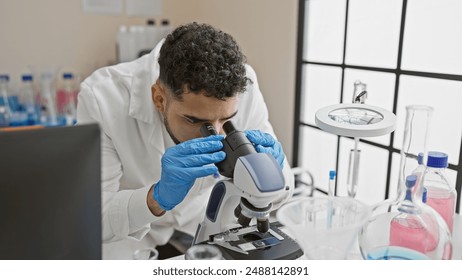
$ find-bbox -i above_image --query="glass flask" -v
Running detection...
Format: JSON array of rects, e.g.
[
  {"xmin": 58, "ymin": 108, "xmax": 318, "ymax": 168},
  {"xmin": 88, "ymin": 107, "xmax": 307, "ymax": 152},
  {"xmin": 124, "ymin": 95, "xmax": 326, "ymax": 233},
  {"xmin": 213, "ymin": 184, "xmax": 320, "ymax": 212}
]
[{"xmin": 358, "ymin": 105, "xmax": 452, "ymax": 260}]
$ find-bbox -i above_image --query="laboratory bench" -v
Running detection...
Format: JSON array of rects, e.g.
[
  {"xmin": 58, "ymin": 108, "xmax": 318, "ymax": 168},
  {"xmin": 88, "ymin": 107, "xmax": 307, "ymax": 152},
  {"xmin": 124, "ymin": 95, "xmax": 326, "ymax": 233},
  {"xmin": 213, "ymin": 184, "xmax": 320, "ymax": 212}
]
[{"xmin": 170, "ymin": 214, "xmax": 462, "ymax": 260}]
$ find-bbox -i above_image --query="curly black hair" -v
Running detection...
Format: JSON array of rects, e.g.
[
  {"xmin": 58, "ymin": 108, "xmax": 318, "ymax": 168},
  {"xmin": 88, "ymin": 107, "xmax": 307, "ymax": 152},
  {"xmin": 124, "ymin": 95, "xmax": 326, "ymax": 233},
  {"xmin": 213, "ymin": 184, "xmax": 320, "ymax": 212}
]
[{"xmin": 158, "ymin": 22, "xmax": 250, "ymax": 100}]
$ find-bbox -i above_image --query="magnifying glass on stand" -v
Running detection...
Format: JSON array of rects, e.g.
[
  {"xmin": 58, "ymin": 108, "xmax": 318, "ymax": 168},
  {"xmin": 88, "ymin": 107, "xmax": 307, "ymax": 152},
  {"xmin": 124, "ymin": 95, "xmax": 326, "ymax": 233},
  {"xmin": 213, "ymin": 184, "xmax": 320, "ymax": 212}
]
[{"xmin": 315, "ymin": 81, "xmax": 397, "ymax": 198}]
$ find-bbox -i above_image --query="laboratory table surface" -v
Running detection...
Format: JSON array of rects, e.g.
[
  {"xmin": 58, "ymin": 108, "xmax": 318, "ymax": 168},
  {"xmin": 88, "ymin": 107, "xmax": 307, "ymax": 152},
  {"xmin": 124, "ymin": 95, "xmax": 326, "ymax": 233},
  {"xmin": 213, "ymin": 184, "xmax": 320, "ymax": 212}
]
[{"xmin": 170, "ymin": 214, "xmax": 462, "ymax": 260}]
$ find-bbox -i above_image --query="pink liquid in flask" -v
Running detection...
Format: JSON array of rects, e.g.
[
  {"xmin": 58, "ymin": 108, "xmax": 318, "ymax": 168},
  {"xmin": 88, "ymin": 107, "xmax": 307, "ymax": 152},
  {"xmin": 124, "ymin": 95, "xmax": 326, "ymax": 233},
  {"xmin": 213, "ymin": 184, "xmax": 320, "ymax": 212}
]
[{"xmin": 426, "ymin": 188, "xmax": 456, "ymax": 233}]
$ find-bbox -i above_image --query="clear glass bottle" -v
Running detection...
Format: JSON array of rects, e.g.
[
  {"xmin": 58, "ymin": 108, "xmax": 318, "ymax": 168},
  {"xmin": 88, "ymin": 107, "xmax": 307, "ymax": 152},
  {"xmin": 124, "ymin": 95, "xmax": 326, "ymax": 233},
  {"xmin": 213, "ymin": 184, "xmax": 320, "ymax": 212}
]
[
  {"xmin": 422, "ymin": 151, "xmax": 456, "ymax": 233},
  {"xmin": 56, "ymin": 72, "xmax": 77, "ymax": 125},
  {"xmin": 359, "ymin": 105, "xmax": 452, "ymax": 260},
  {"xmin": 20, "ymin": 74, "xmax": 39, "ymax": 125},
  {"xmin": 38, "ymin": 72, "xmax": 59, "ymax": 126},
  {"xmin": 0, "ymin": 74, "xmax": 11, "ymax": 127},
  {"xmin": 0, "ymin": 74, "xmax": 12, "ymax": 127},
  {"xmin": 4, "ymin": 78, "xmax": 26, "ymax": 127}
]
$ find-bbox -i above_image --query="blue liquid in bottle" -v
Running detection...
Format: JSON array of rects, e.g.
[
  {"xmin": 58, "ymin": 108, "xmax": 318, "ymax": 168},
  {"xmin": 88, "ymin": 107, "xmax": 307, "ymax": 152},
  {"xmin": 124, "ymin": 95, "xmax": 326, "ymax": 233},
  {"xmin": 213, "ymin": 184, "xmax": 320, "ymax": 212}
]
[{"xmin": 367, "ymin": 246, "xmax": 430, "ymax": 260}]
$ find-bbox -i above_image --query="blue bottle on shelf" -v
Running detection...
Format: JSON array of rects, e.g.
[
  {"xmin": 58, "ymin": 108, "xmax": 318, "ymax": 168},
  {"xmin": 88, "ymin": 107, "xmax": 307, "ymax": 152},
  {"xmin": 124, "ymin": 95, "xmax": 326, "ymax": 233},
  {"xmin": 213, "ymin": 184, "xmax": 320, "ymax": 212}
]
[
  {"xmin": 0, "ymin": 74, "xmax": 11, "ymax": 127},
  {"xmin": 20, "ymin": 74, "xmax": 39, "ymax": 125}
]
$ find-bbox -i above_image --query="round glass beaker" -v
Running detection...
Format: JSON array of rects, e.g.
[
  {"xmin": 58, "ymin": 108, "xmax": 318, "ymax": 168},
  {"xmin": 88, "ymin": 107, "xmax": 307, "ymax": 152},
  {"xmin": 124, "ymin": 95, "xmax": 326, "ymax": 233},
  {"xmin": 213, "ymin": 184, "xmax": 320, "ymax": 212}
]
[
  {"xmin": 277, "ymin": 196, "xmax": 371, "ymax": 259},
  {"xmin": 133, "ymin": 248, "xmax": 159, "ymax": 260},
  {"xmin": 185, "ymin": 244, "xmax": 223, "ymax": 260}
]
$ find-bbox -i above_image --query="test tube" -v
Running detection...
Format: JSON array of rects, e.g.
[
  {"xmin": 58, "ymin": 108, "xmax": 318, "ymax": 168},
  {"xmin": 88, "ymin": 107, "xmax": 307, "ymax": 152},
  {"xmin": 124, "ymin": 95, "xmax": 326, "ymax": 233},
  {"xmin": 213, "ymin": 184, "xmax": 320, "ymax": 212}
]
[
  {"xmin": 347, "ymin": 140, "xmax": 361, "ymax": 198},
  {"xmin": 327, "ymin": 170, "xmax": 336, "ymax": 229},
  {"xmin": 328, "ymin": 170, "xmax": 336, "ymax": 197}
]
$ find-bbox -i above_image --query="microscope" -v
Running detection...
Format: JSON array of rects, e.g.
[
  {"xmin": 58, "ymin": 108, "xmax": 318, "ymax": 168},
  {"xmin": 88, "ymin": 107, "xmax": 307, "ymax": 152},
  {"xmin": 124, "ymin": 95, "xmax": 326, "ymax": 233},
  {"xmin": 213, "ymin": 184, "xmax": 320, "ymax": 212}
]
[{"xmin": 192, "ymin": 121, "xmax": 303, "ymax": 260}]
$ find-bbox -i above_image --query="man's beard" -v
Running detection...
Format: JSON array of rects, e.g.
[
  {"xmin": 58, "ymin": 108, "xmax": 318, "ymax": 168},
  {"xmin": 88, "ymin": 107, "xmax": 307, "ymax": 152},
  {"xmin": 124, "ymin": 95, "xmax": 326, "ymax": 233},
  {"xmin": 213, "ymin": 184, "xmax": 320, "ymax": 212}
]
[{"xmin": 162, "ymin": 113, "xmax": 181, "ymax": 145}]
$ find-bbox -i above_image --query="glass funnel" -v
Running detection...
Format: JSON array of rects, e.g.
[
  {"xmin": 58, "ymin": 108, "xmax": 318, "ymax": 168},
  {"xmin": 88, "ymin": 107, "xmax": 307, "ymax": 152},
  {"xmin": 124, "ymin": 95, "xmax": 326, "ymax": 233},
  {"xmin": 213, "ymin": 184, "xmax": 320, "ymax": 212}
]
[{"xmin": 358, "ymin": 105, "xmax": 452, "ymax": 260}]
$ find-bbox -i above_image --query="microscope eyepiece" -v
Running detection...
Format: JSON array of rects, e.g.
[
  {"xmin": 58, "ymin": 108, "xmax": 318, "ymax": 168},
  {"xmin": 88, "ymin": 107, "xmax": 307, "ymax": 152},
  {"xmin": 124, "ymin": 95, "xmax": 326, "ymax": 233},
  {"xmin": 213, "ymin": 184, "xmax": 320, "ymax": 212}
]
[
  {"xmin": 222, "ymin": 121, "xmax": 237, "ymax": 135},
  {"xmin": 200, "ymin": 122, "xmax": 218, "ymax": 137},
  {"xmin": 200, "ymin": 121, "xmax": 256, "ymax": 178}
]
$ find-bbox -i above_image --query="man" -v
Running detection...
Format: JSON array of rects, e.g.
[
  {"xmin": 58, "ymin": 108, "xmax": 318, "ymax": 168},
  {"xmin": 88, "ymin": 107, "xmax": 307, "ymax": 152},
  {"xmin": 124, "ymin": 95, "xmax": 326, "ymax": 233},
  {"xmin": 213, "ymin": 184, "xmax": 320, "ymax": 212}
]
[{"xmin": 77, "ymin": 22, "xmax": 294, "ymax": 259}]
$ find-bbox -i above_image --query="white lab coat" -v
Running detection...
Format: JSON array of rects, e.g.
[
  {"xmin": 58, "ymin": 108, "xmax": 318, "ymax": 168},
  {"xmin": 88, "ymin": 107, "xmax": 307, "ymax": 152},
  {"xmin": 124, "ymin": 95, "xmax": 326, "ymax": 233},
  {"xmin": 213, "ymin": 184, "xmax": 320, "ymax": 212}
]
[{"xmin": 76, "ymin": 40, "xmax": 294, "ymax": 259}]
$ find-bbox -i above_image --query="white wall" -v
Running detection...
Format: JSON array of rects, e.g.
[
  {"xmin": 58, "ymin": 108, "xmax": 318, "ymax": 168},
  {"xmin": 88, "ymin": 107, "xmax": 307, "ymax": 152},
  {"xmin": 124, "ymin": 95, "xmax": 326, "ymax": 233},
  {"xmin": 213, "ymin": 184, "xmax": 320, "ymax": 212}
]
[{"xmin": 0, "ymin": 0, "xmax": 298, "ymax": 161}]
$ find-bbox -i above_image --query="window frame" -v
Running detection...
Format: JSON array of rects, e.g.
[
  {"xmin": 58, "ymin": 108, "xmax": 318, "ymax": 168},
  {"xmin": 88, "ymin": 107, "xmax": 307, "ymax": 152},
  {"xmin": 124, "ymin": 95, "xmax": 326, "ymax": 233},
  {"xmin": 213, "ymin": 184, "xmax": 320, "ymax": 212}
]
[{"xmin": 293, "ymin": 0, "xmax": 462, "ymax": 213}]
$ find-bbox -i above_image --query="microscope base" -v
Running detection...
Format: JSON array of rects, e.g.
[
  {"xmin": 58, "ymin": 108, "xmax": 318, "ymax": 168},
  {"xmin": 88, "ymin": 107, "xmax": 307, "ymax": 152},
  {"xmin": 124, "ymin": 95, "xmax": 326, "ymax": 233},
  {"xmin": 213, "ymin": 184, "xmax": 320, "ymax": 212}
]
[{"xmin": 197, "ymin": 222, "xmax": 303, "ymax": 260}]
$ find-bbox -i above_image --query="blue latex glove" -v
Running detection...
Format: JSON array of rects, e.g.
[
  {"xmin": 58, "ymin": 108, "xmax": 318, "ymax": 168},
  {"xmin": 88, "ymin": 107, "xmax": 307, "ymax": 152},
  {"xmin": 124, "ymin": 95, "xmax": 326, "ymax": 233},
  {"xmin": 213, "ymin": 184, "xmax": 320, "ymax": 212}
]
[
  {"xmin": 244, "ymin": 130, "xmax": 285, "ymax": 169},
  {"xmin": 153, "ymin": 135, "xmax": 226, "ymax": 211}
]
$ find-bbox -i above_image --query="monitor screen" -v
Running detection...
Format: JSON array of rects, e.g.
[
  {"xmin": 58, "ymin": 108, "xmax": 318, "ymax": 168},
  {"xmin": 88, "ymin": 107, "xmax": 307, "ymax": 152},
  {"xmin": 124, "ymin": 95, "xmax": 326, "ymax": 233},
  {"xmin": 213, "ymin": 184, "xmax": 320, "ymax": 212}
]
[{"xmin": 0, "ymin": 124, "xmax": 101, "ymax": 260}]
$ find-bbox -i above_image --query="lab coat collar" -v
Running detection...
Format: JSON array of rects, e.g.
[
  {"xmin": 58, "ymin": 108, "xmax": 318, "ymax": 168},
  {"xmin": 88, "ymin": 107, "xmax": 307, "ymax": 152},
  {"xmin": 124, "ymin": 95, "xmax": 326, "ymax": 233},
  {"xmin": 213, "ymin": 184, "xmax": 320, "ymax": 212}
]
[
  {"xmin": 127, "ymin": 39, "xmax": 171, "ymax": 154},
  {"xmin": 128, "ymin": 39, "xmax": 164, "ymax": 125}
]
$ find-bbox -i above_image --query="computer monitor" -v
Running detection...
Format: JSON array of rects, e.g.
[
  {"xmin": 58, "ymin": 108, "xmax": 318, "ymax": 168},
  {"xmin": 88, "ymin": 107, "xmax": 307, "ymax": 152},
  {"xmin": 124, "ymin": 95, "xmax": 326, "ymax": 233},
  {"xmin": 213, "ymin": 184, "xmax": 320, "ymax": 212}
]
[{"xmin": 0, "ymin": 124, "xmax": 101, "ymax": 259}]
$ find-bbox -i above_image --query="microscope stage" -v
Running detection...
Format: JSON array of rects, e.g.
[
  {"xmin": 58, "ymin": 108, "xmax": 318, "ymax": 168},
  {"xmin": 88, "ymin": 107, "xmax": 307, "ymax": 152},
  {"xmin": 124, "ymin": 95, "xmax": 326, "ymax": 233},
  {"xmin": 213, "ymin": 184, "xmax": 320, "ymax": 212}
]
[{"xmin": 199, "ymin": 222, "xmax": 304, "ymax": 260}]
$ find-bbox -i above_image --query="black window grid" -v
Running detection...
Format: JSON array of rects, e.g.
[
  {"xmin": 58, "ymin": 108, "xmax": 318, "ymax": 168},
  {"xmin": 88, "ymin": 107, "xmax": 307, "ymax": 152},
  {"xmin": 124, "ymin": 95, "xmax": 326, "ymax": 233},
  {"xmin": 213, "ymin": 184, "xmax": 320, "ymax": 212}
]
[{"xmin": 292, "ymin": 0, "xmax": 462, "ymax": 213}]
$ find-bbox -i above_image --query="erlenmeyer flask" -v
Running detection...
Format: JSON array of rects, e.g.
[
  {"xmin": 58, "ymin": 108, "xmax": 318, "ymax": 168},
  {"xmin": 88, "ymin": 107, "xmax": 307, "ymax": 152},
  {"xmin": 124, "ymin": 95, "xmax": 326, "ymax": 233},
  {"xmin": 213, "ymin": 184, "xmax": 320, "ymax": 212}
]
[{"xmin": 358, "ymin": 105, "xmax": 452, "ymax": 260}]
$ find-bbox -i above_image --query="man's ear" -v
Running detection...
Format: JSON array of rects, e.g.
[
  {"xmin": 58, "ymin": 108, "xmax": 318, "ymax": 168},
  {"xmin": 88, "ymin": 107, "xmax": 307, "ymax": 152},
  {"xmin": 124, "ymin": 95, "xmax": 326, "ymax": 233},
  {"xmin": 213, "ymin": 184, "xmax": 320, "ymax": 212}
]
[{"xmin": 151, "ymin": 81, "xmax": 167, "ymax": 113}]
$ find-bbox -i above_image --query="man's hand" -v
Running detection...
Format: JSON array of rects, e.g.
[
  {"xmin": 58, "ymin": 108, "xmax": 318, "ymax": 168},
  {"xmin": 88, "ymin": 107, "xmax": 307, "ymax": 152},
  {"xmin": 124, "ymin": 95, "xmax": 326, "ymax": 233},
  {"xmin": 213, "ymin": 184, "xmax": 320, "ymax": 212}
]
[
  {"xmin": 152, "ymin": 135, "xmax": 225, "ymax": 212},
  {"xmin": 244, "ymin": 130, "xmax": 285, "ymax": 169}
]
